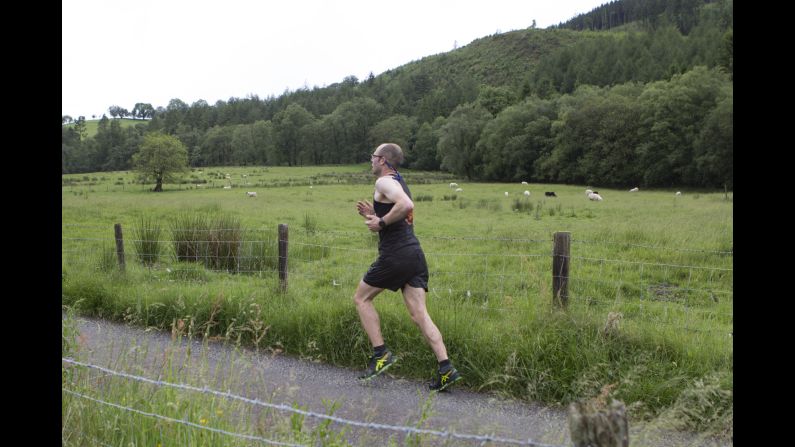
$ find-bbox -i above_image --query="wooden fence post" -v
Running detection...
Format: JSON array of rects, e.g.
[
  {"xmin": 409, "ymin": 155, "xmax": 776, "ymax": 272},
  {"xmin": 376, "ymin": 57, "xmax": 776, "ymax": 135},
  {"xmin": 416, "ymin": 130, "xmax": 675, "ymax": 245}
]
[
  {"xmin": 278, "ymin": 223, "xmax": 288, "ymax": 292},
  {"xmin": 568, "ymin": 399, "xmax": 629, "ymax": 447},
  {"xmin": 552, "ymin": 231, "xmax": 570, "ymax": 307},
  {"xmin": 114, "ymin": 223, "xmax": 125, "ymax": 273}
]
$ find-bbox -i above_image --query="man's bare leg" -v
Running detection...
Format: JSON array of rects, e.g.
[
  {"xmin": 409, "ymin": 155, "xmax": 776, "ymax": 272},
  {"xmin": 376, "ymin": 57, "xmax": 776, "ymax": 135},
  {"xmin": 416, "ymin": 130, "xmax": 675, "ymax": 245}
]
[
  {"xmin": 402, "ymin": 285, "xmax": 448, "ymax": 361},
  {"xmin": 353, "ymin": 280, "xmax": 386, "ymax": 347}
]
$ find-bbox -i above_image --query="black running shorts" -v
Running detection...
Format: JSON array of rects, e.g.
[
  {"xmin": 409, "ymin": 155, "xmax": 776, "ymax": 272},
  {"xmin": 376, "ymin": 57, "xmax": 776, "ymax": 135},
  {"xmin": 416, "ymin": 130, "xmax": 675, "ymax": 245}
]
[{"xmin": 362, "ymin": 246, "xmax": 429, "ymax": 292}]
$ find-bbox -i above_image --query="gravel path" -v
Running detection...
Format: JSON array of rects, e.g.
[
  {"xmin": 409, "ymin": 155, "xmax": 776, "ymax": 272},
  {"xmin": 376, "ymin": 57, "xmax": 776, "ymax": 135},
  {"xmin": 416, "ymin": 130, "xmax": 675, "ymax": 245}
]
[{"xmin": 64, "ymin": 315, "xmax": 730, "ymax": 447}]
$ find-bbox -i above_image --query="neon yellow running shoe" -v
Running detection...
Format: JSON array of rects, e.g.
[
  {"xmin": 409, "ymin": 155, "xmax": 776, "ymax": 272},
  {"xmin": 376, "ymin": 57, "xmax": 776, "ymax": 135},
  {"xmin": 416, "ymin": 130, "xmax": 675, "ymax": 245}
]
[
  {"xmin": 358, "ymin": 350, "xmax": 397, "ymax": 380},
  {"xmin": 429, "ymin": 366, "xmax": 462, "ymax": 392}
]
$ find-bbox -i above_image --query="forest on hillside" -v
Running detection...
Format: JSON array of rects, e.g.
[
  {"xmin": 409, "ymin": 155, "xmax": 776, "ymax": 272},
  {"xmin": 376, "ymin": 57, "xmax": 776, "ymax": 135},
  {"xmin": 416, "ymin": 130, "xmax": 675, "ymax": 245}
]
[{"xmin": 62, "ymin": 0, "xmax": 732, "ymax": 189}]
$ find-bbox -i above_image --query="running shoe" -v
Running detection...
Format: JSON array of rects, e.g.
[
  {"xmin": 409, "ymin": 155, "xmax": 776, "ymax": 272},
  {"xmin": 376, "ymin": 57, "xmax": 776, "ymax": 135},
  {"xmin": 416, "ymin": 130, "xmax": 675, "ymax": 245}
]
[
  {"xmin": 358, "ymin": 350, "xmax": 397, "ymax": 380},
  {"xmin": 429, "ymin": 366, "xmax": 462, "ymax": 391}
]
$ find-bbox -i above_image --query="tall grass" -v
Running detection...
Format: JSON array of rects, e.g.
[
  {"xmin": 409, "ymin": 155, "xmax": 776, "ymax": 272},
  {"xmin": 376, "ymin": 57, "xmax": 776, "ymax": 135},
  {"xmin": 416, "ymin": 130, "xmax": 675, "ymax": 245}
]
[
  {"xmin": 207, "ymin": 215, "xmax": 242, "ymax": 272},
  {"xmin": 61, "ymin": 309, "xmax": 355, "ymax": 446},
  {"xmin": 171, "ymin": 214, "xmax": 245, "ymax": 272},
  {"xmin": 132, "ymin": 216, "xmax": 162, "ymax": 266},
  {"xmin": 171, "ymin": 213, "xmax": 210, "ymax": 263}
]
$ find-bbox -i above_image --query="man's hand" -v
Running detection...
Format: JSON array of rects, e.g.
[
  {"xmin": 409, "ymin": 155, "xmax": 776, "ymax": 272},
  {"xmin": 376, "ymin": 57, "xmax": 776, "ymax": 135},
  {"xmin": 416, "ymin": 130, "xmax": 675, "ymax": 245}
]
[
  {"xmin": 364, "ymin": 214, "xmax": 381, "ymax": 232},
  {"xmin": 356, "ymin": 200, "xmax": 374, "ymax": 217}
]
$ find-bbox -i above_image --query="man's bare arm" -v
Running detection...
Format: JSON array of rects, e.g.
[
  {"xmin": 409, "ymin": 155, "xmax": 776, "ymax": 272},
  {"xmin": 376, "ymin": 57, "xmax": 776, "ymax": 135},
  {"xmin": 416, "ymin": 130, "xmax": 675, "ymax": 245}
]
[{"xmin": 364, "ymin": 178, "xmax": 414, "ymax": 231}]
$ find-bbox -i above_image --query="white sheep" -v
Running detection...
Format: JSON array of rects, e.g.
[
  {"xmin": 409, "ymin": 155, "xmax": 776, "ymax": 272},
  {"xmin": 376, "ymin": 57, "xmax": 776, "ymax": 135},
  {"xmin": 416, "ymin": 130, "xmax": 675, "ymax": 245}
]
[
  {"xmin": 223, "ymin": 185, "xmax": 232, "ymax": 189},
  {"xmin": 521, "ymin": 181, "xmax": 528, "ymax": 185},
  {"xmin": 523, "ymin": 190, "xmax": 530, "ymax": 196},
  {"xmin": 246, "ymin": 191, "xmax": 257, "ymax": 197},
  {"xmin": 455, "ymin": 188, "xmax": 463, "ymax": 192},
  {"xmin": 504, "ymin": 192, "xmax": 509, "ymax": 197},
  {"xmin": 449, "ymin": 182, "xmax": 459, "ymax": 188},
  {"xmin": 629, "ymin": 187, "xmax": 639, "ymax": 192},
  {"xmin": 588, "ymin": 192, "xmax": 603, "ymax": 201},
  {"xmin": 676, "ymin": 191, "xmax": 682, "ymax": 196},
  {"xmin": 585, "ymin": 189, "xmax": 593, "ymax": 196}
]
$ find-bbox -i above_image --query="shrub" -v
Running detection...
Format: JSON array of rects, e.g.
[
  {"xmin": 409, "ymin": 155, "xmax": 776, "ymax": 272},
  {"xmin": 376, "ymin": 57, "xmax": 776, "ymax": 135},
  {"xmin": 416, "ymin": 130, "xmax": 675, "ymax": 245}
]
[
  {"xmin": 512, "ymin": 198, "xmax": 534, "ymax": 213},
  {"xmin": 96, "ymin": 244, "xmax": 117, "ymax": 272},
  {"xmin": 133, "ymin": 217, "xmax": 162, "ymax": 266},
  {"xmin": 171, "ymin": 214, "xmax": 210, "ymax": 263},
  {"xmin": 206, "ymin": 216, "xmax": 242, "ymax": 272},
  {"xmin": 477, "ymin": 199, "xmax": 502, "ymax": 211},
  {"xmin": 303, "ymin": 213, "xmax": 318, "ymax": 234},
  {"xmin": 170, "ymin": 214, "xmax": 244, "ymax": 273}
]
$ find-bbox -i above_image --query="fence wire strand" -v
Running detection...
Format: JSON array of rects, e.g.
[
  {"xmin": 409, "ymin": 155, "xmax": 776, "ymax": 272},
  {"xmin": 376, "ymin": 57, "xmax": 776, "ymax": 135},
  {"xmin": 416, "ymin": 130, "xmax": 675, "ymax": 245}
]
[
  {"xmin": 63, "ymin": 358, "xmax": 565, "ymax": 447},
  {"xmin": 62, "ymin": 388, "xmax": 307, "ymax": 447}
]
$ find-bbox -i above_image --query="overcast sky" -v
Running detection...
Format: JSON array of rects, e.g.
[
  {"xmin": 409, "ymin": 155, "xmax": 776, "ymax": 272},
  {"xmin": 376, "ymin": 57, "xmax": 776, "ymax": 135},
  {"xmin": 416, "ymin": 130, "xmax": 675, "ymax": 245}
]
[{"xmin": 62, "ymin": 0, "xmax": 607, "ymax": 119}]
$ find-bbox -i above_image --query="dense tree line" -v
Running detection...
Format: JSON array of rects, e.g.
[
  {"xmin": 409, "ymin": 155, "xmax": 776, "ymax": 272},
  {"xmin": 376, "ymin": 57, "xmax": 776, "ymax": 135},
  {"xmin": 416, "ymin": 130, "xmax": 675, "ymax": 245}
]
[
  {"xmin": 554, "ymin": 0, "xmax": 728, "ymax": 35},
  {"xmin": 62, "ymin": 0, "xmax": 732, "ymax": 189}
]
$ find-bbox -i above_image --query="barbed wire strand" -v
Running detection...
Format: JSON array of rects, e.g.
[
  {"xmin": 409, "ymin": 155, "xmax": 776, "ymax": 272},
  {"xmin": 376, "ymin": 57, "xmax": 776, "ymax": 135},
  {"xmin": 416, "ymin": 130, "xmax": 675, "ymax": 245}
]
[
  {"xmin": 63, "ymin": 224, "xmax": 732, "ymax": 255},
  {"xmin": 62, "ymin": 358, "xmax": 565, "ymax": 447},
  {"xmin": 62, "ymin": 237, "xmax": 732, "ymax": 273},
  {"xmin": 62, "ymin": 388, "xmax": 307, "ymax": 447},
  {"xmin": 572, "ymin": 238, "xmax": 732, "ymax": 255}
]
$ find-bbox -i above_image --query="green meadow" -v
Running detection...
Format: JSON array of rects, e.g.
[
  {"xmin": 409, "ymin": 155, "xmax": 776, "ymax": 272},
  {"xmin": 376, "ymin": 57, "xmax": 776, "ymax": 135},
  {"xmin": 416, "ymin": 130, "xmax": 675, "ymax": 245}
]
[{"xmin": 62, "ymin": 165, "xmax": 733, "ymax": 441}]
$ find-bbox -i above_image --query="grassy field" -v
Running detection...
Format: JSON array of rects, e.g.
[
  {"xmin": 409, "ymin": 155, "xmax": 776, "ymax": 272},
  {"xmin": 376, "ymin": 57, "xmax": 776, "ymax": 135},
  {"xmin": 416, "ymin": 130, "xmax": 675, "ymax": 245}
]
[
  {"xmin": 62, "ymin": 165, "xmax": 733, "ymax": 443},
  {"xmin": 63, "ymin": 118, "xmax": 147, "ymax": 138}
]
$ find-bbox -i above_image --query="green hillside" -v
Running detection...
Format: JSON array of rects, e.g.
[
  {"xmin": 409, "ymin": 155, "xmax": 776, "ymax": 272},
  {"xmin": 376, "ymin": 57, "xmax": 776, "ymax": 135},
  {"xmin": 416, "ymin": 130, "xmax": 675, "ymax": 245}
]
[
  {"xmin": 381, "ymin": 28, "xmax": 593, "ymax": 90},
  {"xmin": 64, "ymin": 118, "xmax": 148, "ymax": 138}
]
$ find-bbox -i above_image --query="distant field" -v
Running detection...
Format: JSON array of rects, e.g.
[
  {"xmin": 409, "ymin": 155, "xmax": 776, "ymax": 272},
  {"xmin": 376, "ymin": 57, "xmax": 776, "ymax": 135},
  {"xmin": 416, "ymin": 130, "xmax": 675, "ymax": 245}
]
[{"xmin": 63, "ymin": 118, "xmax": 148, "ymax": 138}]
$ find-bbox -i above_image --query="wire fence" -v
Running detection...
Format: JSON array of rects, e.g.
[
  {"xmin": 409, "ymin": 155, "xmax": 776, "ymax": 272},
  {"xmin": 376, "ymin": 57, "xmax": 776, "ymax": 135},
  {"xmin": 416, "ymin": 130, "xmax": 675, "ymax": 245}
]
[
  {"xmin": 62, "ymin": 224, "xmax": 733, "ymax": 334},
  {"xmin": 63, "ymin": 357, "xmax": 566, "ymax": 447},
  {"xmin": 62, "ymin": 224, "xmax": 733, "ymax": 368}
]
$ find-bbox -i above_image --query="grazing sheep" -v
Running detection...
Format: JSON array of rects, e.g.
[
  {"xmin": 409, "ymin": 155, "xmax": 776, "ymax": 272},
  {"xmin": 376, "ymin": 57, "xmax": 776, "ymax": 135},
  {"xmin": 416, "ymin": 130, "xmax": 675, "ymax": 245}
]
[
  {"xmin": 629, "ymin": 187, "xmax": 639, "ymax": 192},
  {"xmin": 455, "ymin": 188, "xmax": 463, "ymax": 192},
  {"xmin": 449, "ymin": 182, "xmax": 459, "ymax": 188},
  {"xmin": 504, "ymin": 192, "xmax": 509, "ymax": 197},
  {"xmin": 524, "ymin": 190, "xmax": 531, "ymax": 196},
  {"xmin": 585, "ymin": 189, "xmax": 593, "ymax": 196},
  {"xmin": 545, "ymin": 191, "xmax": 557, "ymax": 197},
  {"xmin": 223, "ymin": 185, "xmax": 232, "ymax": 189},
  {"xmin": 246, "ymin": 191, "xmax": 257, "ymax": 197},
  {"xmin": 521, "ymin": 181, "xmax": 528, "ymax": 185},
  {"xmin": 588, "ymin": 192, "xmax": 603, "ymax": 201},
  {"xmin": 676, "ymin": 191, "xmax": 682, "ymax": 196}
]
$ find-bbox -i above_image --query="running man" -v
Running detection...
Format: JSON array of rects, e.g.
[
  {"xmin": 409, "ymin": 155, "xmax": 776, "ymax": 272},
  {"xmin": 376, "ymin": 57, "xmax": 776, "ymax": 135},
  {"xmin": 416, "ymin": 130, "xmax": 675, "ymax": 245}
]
[{"xmin": 353, "ymin": 143, "xmax": 462, "ymax": 392}]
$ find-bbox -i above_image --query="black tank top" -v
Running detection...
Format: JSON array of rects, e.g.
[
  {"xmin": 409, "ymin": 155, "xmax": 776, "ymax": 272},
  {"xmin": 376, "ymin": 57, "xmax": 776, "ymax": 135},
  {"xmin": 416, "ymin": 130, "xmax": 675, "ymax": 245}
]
[{"xmin": 373, "ymin": 175, "xmax": 419, "ymax": 253}]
